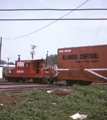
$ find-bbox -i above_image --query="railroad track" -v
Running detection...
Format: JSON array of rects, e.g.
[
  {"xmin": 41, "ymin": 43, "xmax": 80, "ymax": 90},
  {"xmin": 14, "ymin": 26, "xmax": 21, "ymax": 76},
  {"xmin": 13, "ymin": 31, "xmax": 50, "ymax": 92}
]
[
  {"xmin": 0, "ymin": 80, "xmax": 106, "ymax": 93},
  {"xmin": 0, "ymin": 85, "xmax": 59, "ymax": 93},
  {"xmin": 0, "ymin": 82, "xmax": 37, "ymax": 85},
  {"xmin": 0, "ymin": 80, "xmax": 67, "ymax": 93}
]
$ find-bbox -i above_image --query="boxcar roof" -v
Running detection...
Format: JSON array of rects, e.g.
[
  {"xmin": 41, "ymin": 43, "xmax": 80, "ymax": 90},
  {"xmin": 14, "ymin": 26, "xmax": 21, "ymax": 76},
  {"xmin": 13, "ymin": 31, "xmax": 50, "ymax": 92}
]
[{"xmin": 58, "ymin": 44, "xmax": 107, "ymax": 50}]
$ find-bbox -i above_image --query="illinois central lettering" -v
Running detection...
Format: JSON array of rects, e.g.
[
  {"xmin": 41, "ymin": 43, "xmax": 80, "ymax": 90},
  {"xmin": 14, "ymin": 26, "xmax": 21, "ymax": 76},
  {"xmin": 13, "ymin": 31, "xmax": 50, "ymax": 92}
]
[
  {"xmin": 17, "ymin": 62, "xmax": 25, "ymax": 67},
  {"xmin": 62, "ymin": 53, "xmax": 99, "ymax": 60},
  {"xmin": 62, "ymin": 54, "xmax": 78, "ymax": 60},
  {"xmin": 80, "ymin": 53, "xmax": 99, "ymax": 59}
]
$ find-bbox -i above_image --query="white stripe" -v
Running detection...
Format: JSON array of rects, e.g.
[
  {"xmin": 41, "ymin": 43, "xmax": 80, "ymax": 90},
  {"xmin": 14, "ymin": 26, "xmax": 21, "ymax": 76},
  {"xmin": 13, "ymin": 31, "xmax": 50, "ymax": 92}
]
[
  {"xmin": 59, "ymin": 49, "xmax": 72, "ymax": 53},
  {"xmin": 84, "ymin": 68, "xmax": 107, "ymax": 80},
  {"xmin": 84, "ymin": 68, "xmax": 107, "ymax": 71},
  {"xmin": 64, "ymin": 50, "xmax": 71, "ymax": 52},
  {"xmin": 56, "ymin": 68, "xmax": 107, "ymax": 80},
  {"xmin": 59, "ymin": 50, "xmax": 63, "ymax": 52},
  {"xmin": 85, "ymin": 69, "xmax": 107, "ymax": 80},
  {"xmin": 55, "ymin": 69, "xmax": 70, "ymax": 71},
  {"xmin": 56, "ymin": 68, "xmax": 107, "ymax": 71}
]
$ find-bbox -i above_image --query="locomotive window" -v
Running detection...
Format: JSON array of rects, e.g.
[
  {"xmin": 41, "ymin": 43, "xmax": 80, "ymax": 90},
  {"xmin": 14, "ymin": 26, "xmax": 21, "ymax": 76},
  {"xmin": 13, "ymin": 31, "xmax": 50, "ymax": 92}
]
[
  {"xmin": 32, "ymin": 63, "xmax": 36, "ymax": 69},
  {"xmin": 25, "ymin": 63, "xmax": 30, "ymax": 69},
  {"xmin": 36, "ymin": 61, "xmax": 39, "ymax": 74}
]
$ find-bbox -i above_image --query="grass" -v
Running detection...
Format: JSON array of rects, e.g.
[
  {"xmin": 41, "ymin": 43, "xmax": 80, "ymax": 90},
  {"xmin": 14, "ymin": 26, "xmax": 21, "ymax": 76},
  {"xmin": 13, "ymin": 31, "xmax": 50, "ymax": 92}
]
[{"xmin": 0, "ymin": 84, "xmax": 107, "ymax": 120}]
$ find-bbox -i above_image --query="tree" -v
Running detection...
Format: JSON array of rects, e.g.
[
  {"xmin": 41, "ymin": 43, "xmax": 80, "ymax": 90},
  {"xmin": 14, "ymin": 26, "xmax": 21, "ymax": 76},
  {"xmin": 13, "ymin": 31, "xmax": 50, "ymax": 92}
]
[
  {"xmin": 0, "ymin": 60, "xmax": 15, "ymax": 65},
  {"xmin": 0, "ymin": 60, "xmax": 7, "ymax": 64},
  {"xmin": 45, "ymin": 54, "xmax": 57, "ymax": 66},
  {"xmin": 9, "ymin": 62, "xmax": 15, "ymax": 65}
]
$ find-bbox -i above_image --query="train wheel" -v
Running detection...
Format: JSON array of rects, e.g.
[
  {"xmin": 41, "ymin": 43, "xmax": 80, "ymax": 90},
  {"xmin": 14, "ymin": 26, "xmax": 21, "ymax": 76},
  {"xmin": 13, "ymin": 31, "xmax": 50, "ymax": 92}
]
[
  {"xmin": 79, "ymin": 80, "xmax": 92, "ymax": 85},
  {"xmin": 33, "ymin": 78, "xmax": 43, "ymax": 84},
  {"xmin": 22, "ymin": 80, "xmax": 25, "ymax": 82},
  {"xmin": 85, "ymin": 81, "xmax": 92, "ymax": 85},
  {"xmin": 14, "ymin": 78, "xmax": 19, "ymax": 82},
  {"xmin": 22, "ymin": 78, "xmax": 27, "ymax": 82},
  {"xmin": 42, "ymin": 77, "xmax": 47, "ymax": 84},
  {"xmin": 66, "ymin": 80, "xmax": 73, "ymax": 86},
  {"xmin": 34, "ymin": 78, "xmax": 42, "ymax": 84},
  {"xmin": 7, "ymin": 77, "xmax": 13, "ymax": 82},
  {"xmin": 33, "ymin": 78, "xmax": 37, "ymax": 83}
]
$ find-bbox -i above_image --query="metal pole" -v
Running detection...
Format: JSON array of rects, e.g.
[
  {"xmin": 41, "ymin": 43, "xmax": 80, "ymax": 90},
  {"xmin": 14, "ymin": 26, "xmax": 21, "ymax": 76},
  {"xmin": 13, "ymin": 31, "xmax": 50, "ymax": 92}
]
[
  {"xmin": 46, "ymin": 51, "xmax": 48, "ymax": 67},
  {"xmin": 18, "ymin": 55, "xmax": 20, "ymax": 61},
  {"xmin": 31, "ymin": 45, "xmax": 37, "ymax": 59},
  {"xmin": 7, "ymin": 57, "xmax": 10, "ymax": 66},
  {"xmin": 0, "ymin": 37, "xmax": 2, "ymax": 64}
]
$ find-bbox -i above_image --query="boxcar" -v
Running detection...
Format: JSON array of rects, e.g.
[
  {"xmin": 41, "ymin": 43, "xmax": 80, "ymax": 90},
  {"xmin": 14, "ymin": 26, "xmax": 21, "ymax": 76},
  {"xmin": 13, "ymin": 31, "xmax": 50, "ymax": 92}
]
[{"xmin": 57, "ymin": 44, "xmax": 107, "ymax": 85}]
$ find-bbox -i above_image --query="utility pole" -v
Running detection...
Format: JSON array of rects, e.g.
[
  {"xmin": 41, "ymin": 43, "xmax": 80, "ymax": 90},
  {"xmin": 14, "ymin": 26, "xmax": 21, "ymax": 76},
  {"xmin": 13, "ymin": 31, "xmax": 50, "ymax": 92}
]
[
  {"xmin": 0, "ymin": 37, "xmax": 2, "ymax": 64},
  {"xmin": 7, "ymin": 57, "xmax": 10, "ymax": 66},
  {"xmin": 46, "ymin": 51, "xmax": 48, "ymax": 68},
  {"xmin": 30, "ymin": 45, "xmax": 37, "ymax": 59}
]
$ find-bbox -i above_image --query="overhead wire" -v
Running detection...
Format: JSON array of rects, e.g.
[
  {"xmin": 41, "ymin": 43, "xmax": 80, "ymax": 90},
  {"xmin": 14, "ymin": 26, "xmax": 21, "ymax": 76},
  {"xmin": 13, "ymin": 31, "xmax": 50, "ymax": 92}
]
[
  {"xmin": 0, "ymin": 8, "xmax": 107, "ymax": 11},
  {"xmin": 2, "ymin": 47, "xmax": 17, "ymax": 59},
  {"xmin": 93, "ymin": 10, "xmax": 107, "ymax": 44},
  {"xmin": 3, "ymin": 0, "xmax": 90, "ymax": 41},
  {"xmin": 1, "ymin": 18, "xmax": 107, "ymax": 21}
]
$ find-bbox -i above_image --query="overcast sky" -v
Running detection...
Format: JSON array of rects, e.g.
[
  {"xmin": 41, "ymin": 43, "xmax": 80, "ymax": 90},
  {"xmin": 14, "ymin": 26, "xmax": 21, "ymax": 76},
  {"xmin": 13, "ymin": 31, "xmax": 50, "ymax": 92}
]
[{"xmin": 0, "ymin": 0, "xmax": 107, "ymax": 63}]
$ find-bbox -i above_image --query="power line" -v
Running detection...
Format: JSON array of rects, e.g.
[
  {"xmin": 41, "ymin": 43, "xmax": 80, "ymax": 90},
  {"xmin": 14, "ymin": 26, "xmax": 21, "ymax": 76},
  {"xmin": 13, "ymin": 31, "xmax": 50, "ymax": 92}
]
[
  {"xmin": 3, "ymin": 0, "xmax": 90, "ymax": 40},
  {"xmin": 0, "ymin": 8, "xmax": 107, "ymax": 11},
  {"xmin": 93, "ymin": 11, "xmax": 107, "ymax": 44},
  {"xmin": 2, "ymin": 47, "xmax": 17, "ymax": 59},
  {"xmin": 0, "ymin": 18, "xmax": 107, "ymax": 21}
]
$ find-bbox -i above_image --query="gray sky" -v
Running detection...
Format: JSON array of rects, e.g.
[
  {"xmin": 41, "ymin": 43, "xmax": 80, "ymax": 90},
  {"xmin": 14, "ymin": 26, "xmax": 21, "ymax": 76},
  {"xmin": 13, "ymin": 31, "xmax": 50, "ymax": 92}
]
[{"xmin": 0, "ymin": 0, "xmax": 107, "ymax": 63}]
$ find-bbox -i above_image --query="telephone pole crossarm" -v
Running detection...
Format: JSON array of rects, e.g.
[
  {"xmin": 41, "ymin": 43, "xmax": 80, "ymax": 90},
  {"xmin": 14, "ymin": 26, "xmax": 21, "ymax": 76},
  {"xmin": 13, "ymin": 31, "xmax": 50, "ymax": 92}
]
[{"xmin": 30, "ymin": 45, "xmax": 37, "ymax": 59}]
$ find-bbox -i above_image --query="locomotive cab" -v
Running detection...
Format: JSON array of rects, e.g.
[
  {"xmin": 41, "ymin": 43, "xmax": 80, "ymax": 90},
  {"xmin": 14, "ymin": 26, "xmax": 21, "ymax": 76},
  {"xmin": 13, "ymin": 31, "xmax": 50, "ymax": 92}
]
[{"xmin": 15, "ymin": 59, "xmax": 44, "ymax": 75}]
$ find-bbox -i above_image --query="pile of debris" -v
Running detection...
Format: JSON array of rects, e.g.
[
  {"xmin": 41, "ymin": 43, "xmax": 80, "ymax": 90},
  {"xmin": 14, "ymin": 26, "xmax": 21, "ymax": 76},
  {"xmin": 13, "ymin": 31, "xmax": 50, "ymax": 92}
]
[{"xmin": 47, "ymin": 88, "xmax": 75, "ymax": 95}]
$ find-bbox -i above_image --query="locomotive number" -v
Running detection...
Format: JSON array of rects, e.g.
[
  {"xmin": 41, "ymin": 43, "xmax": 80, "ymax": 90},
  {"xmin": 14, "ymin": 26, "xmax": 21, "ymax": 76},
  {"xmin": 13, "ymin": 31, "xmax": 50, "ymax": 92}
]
[{"xmin": 17, "ymin": 70, "xmax": 24, "ymax": 73}]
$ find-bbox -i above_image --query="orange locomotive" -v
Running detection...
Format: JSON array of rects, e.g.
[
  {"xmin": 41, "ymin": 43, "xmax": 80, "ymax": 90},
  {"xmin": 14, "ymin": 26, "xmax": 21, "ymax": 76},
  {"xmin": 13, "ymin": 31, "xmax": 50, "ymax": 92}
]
[
  {"xmin": 57, "ymin": 44, "xmax": 107, "ymax": 85},
  {"xmin": 4, "ymin": 59, "xmax": 54, "ymax": 83}
]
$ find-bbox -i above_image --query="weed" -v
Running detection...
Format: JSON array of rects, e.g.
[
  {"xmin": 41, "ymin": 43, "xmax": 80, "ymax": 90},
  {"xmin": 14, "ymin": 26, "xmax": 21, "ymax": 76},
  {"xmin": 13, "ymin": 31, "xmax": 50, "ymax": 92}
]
[{"xmin": 0, "ymin": 84, "xmax": 107, "ymax": 120}]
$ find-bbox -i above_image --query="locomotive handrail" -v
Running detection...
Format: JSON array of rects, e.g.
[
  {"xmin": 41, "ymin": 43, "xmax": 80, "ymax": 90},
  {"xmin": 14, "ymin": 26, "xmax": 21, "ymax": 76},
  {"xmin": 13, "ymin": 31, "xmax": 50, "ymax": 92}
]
[
  {"xmin": 37, "ymin": 67, "xmax": 50, "ymax": 77},
  {"xmin": 44, "ymin": 72, "xmax": 60, "ymax": 88},
  {"xmin": 55, "ymin": 68, "xmax": 80, "ymax": 71},
  {"xmin": 41, "ymin": 68, "xmax": 44, "ymax": 76},
  {"xmin": 44, "ymin": 67, "xmax": 49, "ymax": 78},
  {"xmin": 5, "ymin": 68, "xmax": 10, "ymax": 76}
]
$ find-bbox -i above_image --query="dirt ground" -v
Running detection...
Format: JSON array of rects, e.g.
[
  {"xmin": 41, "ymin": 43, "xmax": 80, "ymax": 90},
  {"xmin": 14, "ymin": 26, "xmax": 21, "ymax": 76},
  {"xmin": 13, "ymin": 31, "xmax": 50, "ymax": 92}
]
[
  {"xmin": 0, "ymin": 94, "xmax": 25, "ymax": 108},
  {"xmin": 0, "ymin": 88, "xmax": 74, "ymax": 108}
]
